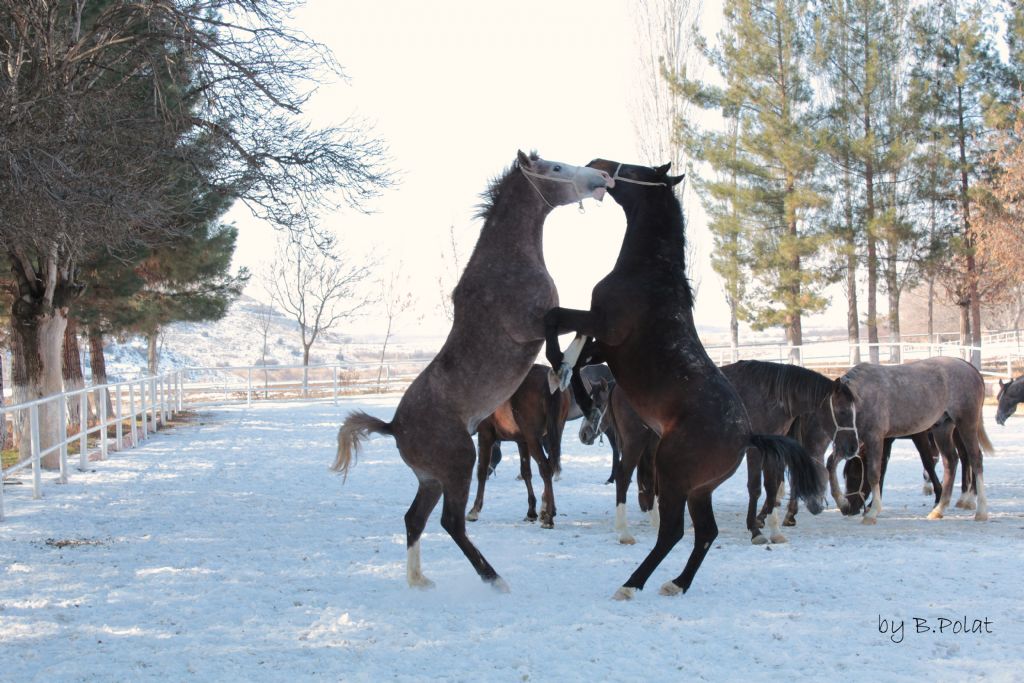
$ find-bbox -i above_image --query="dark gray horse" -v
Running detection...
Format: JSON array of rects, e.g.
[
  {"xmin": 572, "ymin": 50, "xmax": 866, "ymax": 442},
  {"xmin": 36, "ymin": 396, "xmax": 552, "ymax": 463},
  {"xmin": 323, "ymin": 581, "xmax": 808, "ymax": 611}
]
[
  {"xmin": 996, "ymin": 375, "xmax": 1024, "ymax": 425},
  {"xmin": 824, "ymin": 356, "xmax": 993, "ymax": 524},
  {"xmin": 331, "ymin": 151, "xmax": 612, "ymax": 591}
]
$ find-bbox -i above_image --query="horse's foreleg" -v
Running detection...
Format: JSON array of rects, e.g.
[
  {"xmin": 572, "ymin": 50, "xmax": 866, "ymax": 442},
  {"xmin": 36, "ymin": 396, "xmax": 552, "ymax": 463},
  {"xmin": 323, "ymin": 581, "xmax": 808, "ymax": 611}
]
[
  {"xmin": 543, "ymin": 307, "xmax": 600, "ymax": 379},
  {"xmin": 527, "ymin": 436, "xmax": 557, "ymax": 529},
  {"xmin": 615, "ymin": 489, "xmax": 686, "ymax": 600},
  {"xmin": 826, "ymin": 451, "xmax": 851, "ymax": 514},
  {"xmin": 614, "ymin": 433, "xmax": 640, "ymax": 545},
  {"xmin": 929, "ymin": 428, "xmax": 959, "ymax": 520},
  {"xmin": 861, "ymin": 442, "xmax": 884, "ymax": 525}
]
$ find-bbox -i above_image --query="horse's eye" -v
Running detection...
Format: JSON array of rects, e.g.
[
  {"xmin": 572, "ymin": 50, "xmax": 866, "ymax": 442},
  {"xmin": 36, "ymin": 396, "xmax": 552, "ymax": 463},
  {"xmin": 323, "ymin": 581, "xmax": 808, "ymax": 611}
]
[{"xmin": 553, "ymin": 165, "xmax": 562, "ymax": 172}]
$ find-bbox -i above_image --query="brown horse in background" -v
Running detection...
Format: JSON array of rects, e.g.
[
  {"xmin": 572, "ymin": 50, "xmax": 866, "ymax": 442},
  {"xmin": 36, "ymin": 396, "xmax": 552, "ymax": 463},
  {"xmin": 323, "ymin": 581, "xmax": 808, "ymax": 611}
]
[
  {"xmin": 331, "ymin": 152, "xmax": 612, "ymax": 591},
  {"xmin": 467, "ymin": 365, "xmax": 570, "ymax": 527}
]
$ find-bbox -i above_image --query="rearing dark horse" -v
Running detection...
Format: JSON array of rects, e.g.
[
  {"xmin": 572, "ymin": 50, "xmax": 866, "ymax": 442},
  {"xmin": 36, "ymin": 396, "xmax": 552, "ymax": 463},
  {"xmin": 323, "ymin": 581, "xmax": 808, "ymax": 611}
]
[{"xmin": 544, "ymin": 159, "xmax": 826, "ymax": 601}]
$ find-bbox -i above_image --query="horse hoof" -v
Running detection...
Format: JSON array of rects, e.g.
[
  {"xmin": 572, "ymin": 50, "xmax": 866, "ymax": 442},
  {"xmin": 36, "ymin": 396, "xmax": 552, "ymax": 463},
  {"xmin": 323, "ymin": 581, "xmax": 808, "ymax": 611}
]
[
  {"xmin": 751, "ymin": 534, "xmax": 769, "ymax": 545},
  {"xmin": 659, "ymin": 581, "xmax": 683, "ymax": 597},
  {"xmin": 541, "ymin": 520, "xmax": 554, "ymax": 530},
  {"xmin": 467, "ymin": 509, "xmax": 480, "ymax": 522},
  {"xmin": 408, "ymin": 576, "xmax": 435, "ymax": 590},
  {"xmin": 958, "ymin": 499, "xmax": 977, "ymax": 511},
  {"xmin": 489, "ymin": 577, "xmax": 511, "ymax": 593},
  {"xmin": 770, "ymin": 534, "xmax": 788, "ymax": 544},
  {"xmin": 927, "ymin": 510, "xmax": 943, "ymax": 520},
  {"xmin": 782, "ymin": 517, "xmax": 796, "ymax": 527},
  {"xmin": 524, "ymin": 515, "xmax": 537, "ymax": 523},
  {"xmin": 619, "ymin": 534, "xmax": 636, "ymax": 545},
  {"xmin": 861, "ymin": 517, "xmax": 877, "ymax": 525},
  {"xmin": 922, "ymin": 484, "xmax": 934, "ymax": 496},
  {"xmin": 612, "ymin": 586, "xmax": 636, "ymax": 601},
  {"xmin": 974, "ymin": 512, "xmax": 989, "ymax": 522}
]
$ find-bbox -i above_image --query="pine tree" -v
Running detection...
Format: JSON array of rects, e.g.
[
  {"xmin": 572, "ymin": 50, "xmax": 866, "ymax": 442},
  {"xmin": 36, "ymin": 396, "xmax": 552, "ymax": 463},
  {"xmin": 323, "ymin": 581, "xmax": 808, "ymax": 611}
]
[{"xmin": 674, "ymin": 0, "xmax": 829, "ymax": 359}]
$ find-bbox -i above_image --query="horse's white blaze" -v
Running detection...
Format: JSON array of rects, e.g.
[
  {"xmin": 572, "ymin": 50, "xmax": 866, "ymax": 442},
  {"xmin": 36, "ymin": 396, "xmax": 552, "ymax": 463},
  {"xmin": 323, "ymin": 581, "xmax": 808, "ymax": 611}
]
[{"xmin": 974, "ymin": 473, "xmax": 988, "ymax": 521}]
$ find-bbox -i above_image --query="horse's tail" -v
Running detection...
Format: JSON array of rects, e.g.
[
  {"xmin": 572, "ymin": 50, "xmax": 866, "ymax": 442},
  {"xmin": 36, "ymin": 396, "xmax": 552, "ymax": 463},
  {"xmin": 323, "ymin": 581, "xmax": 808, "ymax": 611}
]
[
  {"xmin": 750, "ymin": 434, "xmax": 827, "ymax": 515},
  {"xmin": 332, "ymin": 410, "xmax": 394, "ymax": 482},
  {"xmin": 978, "ymin": 421, "xmax": 995, "ymax": 456},
  {"xmin": 544, "ymin": 388, "xmax": 564, "ymax": 475}
]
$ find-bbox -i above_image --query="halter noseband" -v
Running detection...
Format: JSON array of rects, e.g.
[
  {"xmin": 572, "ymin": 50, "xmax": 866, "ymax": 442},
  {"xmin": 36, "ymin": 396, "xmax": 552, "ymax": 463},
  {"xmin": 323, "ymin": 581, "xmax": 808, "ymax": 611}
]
[
  {"xmin": 611, "ymin": 163, "xmax": 670, "ymax": 187},
  {"xmin": 520, "ymin": 165, "xmax": 586, "ymax": 212}
]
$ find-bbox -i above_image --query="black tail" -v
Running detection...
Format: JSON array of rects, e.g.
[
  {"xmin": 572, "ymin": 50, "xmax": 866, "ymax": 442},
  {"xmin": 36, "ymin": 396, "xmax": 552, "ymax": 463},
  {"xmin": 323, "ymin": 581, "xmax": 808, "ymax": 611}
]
[
  {"xmin": 750, "ymin": 434, "xmax": 827, "ymax": 515},
  {"xmin": 544, "ymin": 388, "xmax": 564, "ymax": 475}
]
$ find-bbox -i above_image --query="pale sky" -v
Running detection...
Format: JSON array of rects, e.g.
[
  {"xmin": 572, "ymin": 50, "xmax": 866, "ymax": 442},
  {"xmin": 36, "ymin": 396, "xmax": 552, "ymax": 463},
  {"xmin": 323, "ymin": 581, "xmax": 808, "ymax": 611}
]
[{"xmin": 227, "ymin": 0, "xmax": 844, "ymax": 341}]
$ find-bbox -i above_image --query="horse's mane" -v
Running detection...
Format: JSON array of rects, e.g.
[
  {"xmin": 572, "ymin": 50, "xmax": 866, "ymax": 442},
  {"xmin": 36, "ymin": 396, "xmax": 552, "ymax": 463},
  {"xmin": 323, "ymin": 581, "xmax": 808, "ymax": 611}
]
[
  {"xmin": 473, "ymin": 151, "xmax": 538, "ymax": 221},
  {"xmin": 727, "ymin": 360, "xmax": 833, "ymax": 416}
]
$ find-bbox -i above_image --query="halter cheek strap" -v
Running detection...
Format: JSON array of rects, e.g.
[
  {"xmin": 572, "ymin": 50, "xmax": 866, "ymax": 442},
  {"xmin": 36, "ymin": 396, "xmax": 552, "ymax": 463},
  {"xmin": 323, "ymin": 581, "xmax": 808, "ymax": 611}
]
[
  {"xmin": 520, "ymin": 165, "xmax": 586, "ymax": 212},
  {"xmin": 829, "ymin": 395, "xmax": 858, "ymax": 445}
]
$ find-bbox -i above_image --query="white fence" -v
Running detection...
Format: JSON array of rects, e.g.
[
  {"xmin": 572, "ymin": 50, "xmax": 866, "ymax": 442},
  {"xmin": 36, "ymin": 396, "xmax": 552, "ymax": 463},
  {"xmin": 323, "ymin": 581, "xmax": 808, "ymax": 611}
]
[
  {"xmin": 1, "ymin": 371, "xmax": 182, "ymax": 520},
  {"xmin": 4, "ymin": 337, "xmax": 1023, "ymax": 521}
]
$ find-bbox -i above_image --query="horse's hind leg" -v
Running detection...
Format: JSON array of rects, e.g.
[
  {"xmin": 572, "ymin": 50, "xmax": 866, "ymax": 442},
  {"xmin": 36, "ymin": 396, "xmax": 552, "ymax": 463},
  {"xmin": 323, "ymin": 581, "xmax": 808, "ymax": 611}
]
[
  {"xmin": 954, "ymin": 425, "xmax": 987, "ymax": 521},
  {"xmin": 614, "ymin": 431, "xmax": 641, "ymax": 544},
  {"xmin": 614, "ymin": 488, "xmax": 687, "ymax": 600},
  {"xmin": 663, "ymin": 488, "xmax": 719, "ymax": 596},
  {"xmin": 405, "ymin": 479, "xmax": 443, "ymax": 589},
  {"xmin": 468, "ymin": 427, "xmax": 496, "ymax": 522},
  {"xmin": 746, "ymin": 449, "xmax": 769, "ymax": 545},
  {"xmin": 954, "ymin": 437, "xmax": 976, "ymax": 509},
  {"xmin": 516, "ymin": 441, "xmax": 538, "ymax": 522},
  {"xmin": 527, "ymin": 435, "xmax": 557, "ymax": 529}
]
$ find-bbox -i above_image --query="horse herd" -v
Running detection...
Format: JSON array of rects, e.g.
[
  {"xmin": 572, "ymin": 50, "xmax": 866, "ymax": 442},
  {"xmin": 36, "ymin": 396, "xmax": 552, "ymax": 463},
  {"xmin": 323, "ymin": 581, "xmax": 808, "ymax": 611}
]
[{"xmin": 330, "ymin": 151, "xmax": 1015, "ymax": 601}]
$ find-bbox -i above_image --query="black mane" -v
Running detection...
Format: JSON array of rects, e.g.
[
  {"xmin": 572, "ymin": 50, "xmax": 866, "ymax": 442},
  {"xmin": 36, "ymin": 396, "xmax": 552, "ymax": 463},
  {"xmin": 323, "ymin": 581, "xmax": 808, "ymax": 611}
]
[{"xmin": 727, "ymin": 360, "xmax": 834, "ymax": 416}]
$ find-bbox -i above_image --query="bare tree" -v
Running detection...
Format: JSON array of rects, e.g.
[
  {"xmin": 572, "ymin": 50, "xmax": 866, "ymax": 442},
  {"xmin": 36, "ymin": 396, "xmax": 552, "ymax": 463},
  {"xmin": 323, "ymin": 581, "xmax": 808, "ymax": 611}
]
[
  {"xmin": 0, "ymin": 1, "xmax": 393, "ymax": 467},
  {"xmin": 437, "ymin": 225, "xmax": 464, "ymax": 323},
  {"xmin": 633, "ymin": 0, "xmax": 703, "ymax": 293},
  {"xmin": 254, "ymin": 301, "xmax": 275, "ymax": 398},
  {"xmin": 265, "ymin": 234, "xmax": 374, "ymax": 396},
  {"xmin": 376, "ymin": 265, "xmax": 416, "ymax": 390}
]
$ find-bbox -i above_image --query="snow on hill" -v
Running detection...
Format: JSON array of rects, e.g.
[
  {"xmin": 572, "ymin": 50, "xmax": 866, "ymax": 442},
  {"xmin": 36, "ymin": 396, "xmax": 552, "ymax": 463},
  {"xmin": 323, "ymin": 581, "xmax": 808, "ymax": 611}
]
[{"xmin": 99, "ymin": 296, "xmax": 444, "ymax": 380}]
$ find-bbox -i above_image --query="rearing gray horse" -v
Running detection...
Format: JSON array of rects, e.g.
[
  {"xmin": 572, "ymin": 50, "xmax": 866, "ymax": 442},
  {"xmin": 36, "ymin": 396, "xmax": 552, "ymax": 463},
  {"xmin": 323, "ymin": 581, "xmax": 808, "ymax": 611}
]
[{"xmin": 331, "ymin": 151, "xmax": 612, "ymax": 592}]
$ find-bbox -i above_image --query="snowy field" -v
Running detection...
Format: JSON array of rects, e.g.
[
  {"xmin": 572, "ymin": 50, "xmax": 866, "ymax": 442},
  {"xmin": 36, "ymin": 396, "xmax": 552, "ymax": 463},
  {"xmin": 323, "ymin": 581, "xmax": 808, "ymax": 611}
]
[{"xmin": 1, "ymin": 397, "xmax": 1022, "ymax": 682}]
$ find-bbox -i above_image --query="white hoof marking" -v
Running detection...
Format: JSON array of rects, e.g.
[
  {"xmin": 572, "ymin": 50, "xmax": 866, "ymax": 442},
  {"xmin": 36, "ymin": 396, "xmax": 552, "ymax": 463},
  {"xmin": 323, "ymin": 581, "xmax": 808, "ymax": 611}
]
[
  {"xmin": 659, "ymin": 581, "xmax": 683, "ymax": 596},
  {"xmin": 612, "ymin": 586, "xmax": 636, "ymax": 601}
]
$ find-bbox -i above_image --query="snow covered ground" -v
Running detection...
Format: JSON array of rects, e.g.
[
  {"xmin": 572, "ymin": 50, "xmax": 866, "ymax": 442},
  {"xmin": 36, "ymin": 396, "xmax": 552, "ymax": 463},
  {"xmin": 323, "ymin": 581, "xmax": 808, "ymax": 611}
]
[{"xmin": 1, "ymin": 397, "xmax": 1022, "ymax": 681}]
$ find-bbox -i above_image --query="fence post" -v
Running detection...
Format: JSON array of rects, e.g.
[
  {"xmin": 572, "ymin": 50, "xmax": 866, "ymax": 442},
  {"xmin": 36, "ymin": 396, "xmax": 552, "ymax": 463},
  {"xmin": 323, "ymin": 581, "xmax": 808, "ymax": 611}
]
[
  {"xmin": 79, "ymin": 391, "xmax": 88, "ymax": 471},
  {"xmin": 100, "ymin": 387, "xmax": 108, "ymax": 461},
  {"xmin": 0, "ymin": 408, "xmax": 5, "ymax": 520},
  {"xmin": 247, "ymin": 368, "xmax": 253, "ymax": 408},
  {"xmin": 30, "ymin": 404, "xmax": 41, "ymax": 500},
  {"xmin": 58, "ymin": 396, "xmax": 68, "ymax": 484},
  {"xmin": 333, "ymin": 366, "xmax": 338, "ymax": 405},
  {"xmin": 150, "ymin": 378, "xmax": 158, "ymax": 433},
  {"xmin": 128, "ymin": 383, "xmax": 136, "ymax": 444},
  {"xmin": 139, "ymin": 381, "xmax": 148, "ymax": 441},
  {"xmin": 177, "ymin": 371, "xmax": 183, "ymax": 412}
]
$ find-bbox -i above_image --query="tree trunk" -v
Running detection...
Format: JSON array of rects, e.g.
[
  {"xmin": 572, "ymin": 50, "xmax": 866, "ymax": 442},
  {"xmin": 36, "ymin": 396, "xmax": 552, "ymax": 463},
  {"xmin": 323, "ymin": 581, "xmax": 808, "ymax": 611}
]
[
  {"xmin": 865, "ymin": 156, "xmax": 879, "ymax": 364},
  {"xmin": 959, "ymin": 304, "xmax": 971, "ymax": 353},
  {"xmin": 885, "ymin": 246, "xmax": 901, "ymax": 364},
  {"xmin": 0, "ymin": 350, "xmax": 8, "ymax": 452},
  {"xmin": 729, "ymin": 302, "xmax": 740, "ymax": 363},
  {"xmin": 62, "ymin": 318, "xmax": 86, "ymax": 426},
  {"xmin": 786, "ymin": 313, "xmax": 803, "ymax": 365},
  {"xmin": 147, "ymin": 332, "xmax": 159, "ymax": 375},
  {"xmin": 88, "ymin": 327, "xmax": 114, "ymax": 417},
  {"xmin": 11, "ymin": 307, "xmax": 68, "ymax": 471},
  {"xmin": 302, "ymin": 344, "xmax": 311, "ymax": 398}
]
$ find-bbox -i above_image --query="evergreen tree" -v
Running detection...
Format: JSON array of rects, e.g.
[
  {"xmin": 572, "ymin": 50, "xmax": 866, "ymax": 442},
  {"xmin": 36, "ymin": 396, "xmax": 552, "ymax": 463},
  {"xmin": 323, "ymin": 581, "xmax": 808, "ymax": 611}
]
[{"xmin": 673, "ymin": 0, "xmax": 829, "ymax": 359}]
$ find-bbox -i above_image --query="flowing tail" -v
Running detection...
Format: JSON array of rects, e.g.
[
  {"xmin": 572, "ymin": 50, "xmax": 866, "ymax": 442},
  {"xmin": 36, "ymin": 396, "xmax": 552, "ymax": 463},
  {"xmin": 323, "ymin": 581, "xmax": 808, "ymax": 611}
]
[
  {"xmin": 332, "ymin": 410, "xmax": 394, "ymax": 482},
  {"xmin": 750, "ymin": 434, "xmax": 827, "ymax": 515},
  {"xmin": 544, "ymin": 387, "xmax": 564, "ymax": 475},
  {"xmin": 978, "ymin": 422, "xmax": 995, "ymax": 456}
]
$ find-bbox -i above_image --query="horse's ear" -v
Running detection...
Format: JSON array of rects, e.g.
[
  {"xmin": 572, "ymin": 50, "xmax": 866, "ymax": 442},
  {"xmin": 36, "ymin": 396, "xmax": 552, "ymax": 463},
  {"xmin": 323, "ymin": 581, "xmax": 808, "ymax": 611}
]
[
  {"xmin": 1000, "ymin": 378, "xmax": 1008, "ymax": 388},
  {"xmin": 655, "ymin": 162, "xmax": 672, "ymax": 175},
  {"xmin": 517, "ymin": 149, "xmax": 532, "ymax": 169},
  {"xmin": 668, "ymin": 174, "xmax": 685, "ymax": 187}
]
